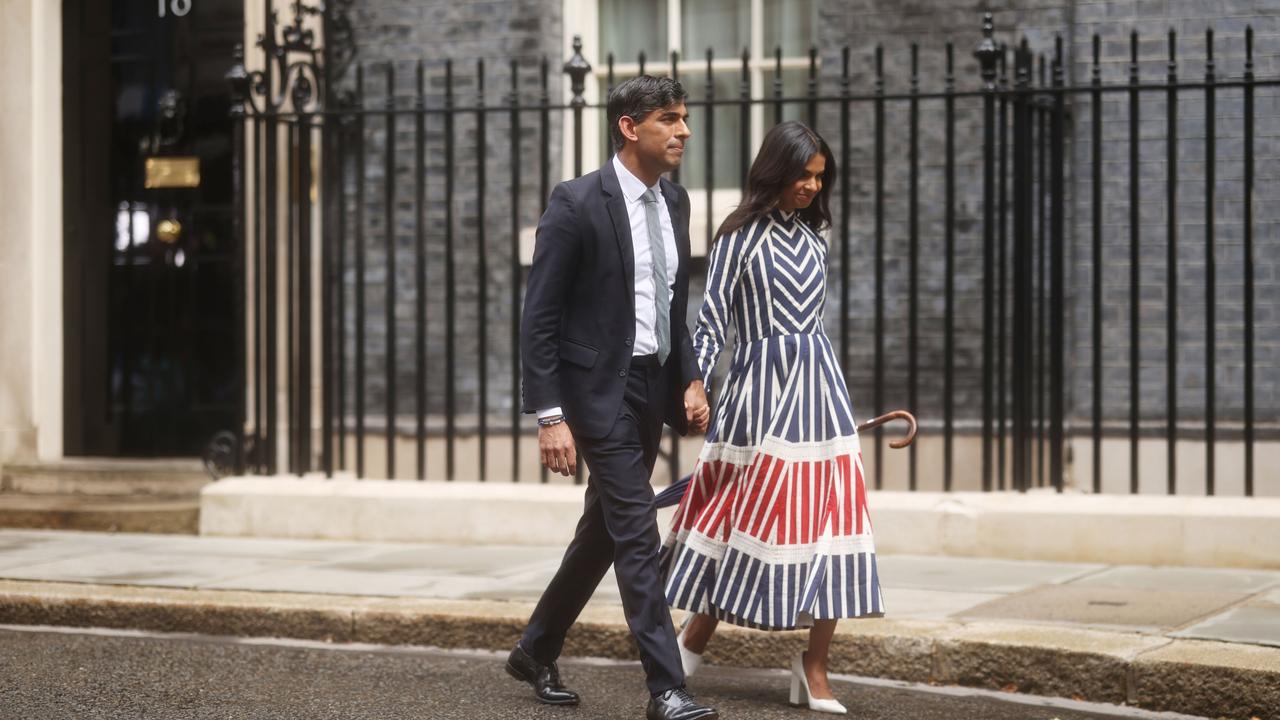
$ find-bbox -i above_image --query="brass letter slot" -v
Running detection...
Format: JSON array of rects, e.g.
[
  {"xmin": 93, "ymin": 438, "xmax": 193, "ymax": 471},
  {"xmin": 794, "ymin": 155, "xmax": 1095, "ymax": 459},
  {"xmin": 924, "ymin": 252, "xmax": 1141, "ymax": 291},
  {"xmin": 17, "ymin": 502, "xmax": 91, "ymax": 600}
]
[{"xmin": 145, "ymin": 156, "xmax": 201, "ymax": 189}]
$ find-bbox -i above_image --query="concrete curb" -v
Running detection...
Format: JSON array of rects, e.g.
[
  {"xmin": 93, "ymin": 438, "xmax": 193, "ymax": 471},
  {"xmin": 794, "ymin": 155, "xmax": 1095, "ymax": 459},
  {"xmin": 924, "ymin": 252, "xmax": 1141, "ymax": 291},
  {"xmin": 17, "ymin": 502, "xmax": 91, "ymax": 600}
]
[{"xmin": 1, "ymin": 580, "xmax": 1275, "ymax": 719}]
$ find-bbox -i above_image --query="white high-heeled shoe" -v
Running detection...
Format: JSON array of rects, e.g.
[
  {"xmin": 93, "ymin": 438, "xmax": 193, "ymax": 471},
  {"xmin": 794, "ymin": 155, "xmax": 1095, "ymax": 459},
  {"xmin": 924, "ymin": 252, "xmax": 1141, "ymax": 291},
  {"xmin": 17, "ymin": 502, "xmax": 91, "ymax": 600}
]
[
  {"xmin": 789, "ymin": 652, "xmax": 847, "ymax": 714},
  {"xmin": 677, "ymin": 623, "xmax": 703, "ymax": 678}
]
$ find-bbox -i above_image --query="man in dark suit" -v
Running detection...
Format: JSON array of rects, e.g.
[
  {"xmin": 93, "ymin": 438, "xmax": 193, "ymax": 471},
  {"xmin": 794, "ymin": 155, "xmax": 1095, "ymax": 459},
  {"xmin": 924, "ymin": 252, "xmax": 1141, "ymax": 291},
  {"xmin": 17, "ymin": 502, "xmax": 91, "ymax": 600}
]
[{"xmin": 505, "ymin": 76, "xmax": 717, "ymax": 720}]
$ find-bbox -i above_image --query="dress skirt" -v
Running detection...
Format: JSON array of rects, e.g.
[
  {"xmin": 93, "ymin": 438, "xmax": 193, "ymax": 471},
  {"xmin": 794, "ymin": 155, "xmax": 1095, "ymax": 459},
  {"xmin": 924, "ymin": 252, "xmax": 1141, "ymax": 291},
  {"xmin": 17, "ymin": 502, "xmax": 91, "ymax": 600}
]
[{"xmin": 660, "ymin": 209, "xmax": 884, "ymax": 630}]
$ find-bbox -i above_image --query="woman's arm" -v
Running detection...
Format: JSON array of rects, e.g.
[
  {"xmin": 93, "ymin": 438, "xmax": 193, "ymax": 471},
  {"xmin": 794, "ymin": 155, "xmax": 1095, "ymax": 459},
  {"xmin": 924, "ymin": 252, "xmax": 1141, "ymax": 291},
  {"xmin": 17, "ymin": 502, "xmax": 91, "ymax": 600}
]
[{"xmin": 692, "ymin": 225, "xmax": 747, "ymax": 393}]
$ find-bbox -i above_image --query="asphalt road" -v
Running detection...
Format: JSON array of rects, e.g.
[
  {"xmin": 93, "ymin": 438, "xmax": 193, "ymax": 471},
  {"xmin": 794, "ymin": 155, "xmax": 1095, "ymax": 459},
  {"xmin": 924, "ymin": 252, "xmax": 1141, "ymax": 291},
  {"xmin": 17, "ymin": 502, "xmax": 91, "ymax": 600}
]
[{"xmin": 0, "ymin": 625, "xmax": 1209, "ymax": 720}]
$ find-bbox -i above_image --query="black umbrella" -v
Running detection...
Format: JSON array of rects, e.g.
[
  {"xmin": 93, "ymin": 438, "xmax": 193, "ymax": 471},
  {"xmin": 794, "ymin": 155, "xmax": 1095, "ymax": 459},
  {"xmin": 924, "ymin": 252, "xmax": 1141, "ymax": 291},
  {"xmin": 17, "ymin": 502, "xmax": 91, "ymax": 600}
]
[{"xmin": 654, "ymin": 411, "xmax": 919, "ymax": 509}]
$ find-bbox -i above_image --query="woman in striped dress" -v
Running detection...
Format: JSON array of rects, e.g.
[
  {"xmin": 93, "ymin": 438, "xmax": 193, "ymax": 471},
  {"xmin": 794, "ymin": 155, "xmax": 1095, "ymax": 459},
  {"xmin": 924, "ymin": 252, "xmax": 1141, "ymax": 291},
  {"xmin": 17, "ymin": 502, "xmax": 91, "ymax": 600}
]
[{"xmin": 660, "ymin": 121, "xmax": 882, "ymax": 715}]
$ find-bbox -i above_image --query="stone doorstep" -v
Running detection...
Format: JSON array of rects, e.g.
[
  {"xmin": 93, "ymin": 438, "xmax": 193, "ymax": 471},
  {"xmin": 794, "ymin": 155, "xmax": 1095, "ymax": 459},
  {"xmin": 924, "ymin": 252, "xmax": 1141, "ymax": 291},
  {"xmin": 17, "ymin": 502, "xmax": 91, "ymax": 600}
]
[
  {"xmin": 1, "ymin": 458, "xmax": 210, "ymax": 496},
  {"xmin": 0, "ymin": 495, "xmax": 199, "ymax": 534},
  {"xmin": 0, "ymin": 580, "xmax": 1276, "ymax": 720}
]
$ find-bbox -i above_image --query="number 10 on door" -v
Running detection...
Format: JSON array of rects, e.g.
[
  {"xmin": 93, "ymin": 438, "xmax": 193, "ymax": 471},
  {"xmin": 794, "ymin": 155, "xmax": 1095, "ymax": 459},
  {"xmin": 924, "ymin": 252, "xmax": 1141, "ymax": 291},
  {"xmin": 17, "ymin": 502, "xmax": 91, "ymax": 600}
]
[{"xmin": 159, "ymin": 0, "xmax": 192, "ymax": 17}]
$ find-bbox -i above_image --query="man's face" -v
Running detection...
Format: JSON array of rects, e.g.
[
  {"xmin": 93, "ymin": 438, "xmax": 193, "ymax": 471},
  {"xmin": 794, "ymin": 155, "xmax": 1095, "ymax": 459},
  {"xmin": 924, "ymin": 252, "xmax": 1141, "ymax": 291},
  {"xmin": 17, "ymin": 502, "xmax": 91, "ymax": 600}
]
[{"xmin": 625, "ymin": 102, "xmax": 691, "ymax": 172}]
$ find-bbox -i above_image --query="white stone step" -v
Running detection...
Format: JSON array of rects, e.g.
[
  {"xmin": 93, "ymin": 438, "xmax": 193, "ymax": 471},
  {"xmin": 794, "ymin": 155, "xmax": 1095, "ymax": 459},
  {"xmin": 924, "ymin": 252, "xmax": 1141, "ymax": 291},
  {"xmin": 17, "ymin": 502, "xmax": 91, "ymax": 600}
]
[{"xmin": 1, "ymin": 458, "xmax": 210, "ymax": 497}]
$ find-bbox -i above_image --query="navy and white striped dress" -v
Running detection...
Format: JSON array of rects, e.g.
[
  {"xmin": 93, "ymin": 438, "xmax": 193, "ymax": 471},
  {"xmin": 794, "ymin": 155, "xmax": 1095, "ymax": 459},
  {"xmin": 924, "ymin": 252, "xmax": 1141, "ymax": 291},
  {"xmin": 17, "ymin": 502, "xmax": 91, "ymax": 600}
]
[{"xmin": 661, "ymin": 208, "xmax": 884, "ymax": 630}]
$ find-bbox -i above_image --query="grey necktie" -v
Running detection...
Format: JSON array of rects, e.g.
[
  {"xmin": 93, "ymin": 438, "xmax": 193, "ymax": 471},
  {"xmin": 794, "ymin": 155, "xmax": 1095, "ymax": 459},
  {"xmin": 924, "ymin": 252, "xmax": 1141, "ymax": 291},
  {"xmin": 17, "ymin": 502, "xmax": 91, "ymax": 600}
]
[{"xmin": 641, "ymin": 188, "xmax": 671, "ymax": 365}]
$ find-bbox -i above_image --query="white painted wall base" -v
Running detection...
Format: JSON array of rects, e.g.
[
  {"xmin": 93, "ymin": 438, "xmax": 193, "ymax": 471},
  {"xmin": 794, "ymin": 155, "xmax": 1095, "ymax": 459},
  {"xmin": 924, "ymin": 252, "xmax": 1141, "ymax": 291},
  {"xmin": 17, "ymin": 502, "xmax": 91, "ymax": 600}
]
[{"xmin": 201, "ymin": 478, "xmax": 1280, "ymax": 569}]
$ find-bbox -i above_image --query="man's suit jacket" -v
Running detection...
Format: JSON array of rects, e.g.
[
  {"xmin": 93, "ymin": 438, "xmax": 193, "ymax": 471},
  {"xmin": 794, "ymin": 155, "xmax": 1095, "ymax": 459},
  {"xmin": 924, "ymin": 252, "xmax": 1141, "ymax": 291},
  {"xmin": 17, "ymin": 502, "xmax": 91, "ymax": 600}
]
[{"xmin": 521, "ymin": 159, "xmax": 700, "ymax": 440}]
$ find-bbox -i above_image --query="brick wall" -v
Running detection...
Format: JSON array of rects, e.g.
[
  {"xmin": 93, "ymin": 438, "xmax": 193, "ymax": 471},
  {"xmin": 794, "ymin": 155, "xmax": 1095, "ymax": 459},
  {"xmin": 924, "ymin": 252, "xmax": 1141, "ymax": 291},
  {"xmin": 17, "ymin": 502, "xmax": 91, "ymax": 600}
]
[
  {"xmin": 815, "ymin": 0, "xmax": 1279, "ymax": 432},
  {"xmin": 1068, "ymin": 0, "xmax": 1280, "ymax": 427},
  {"xmin": 333, "ymin": 0, "xmax": 563, "ymax": 424},
  {"xmin": 815, "ymin": 0, "xmax": 1075, "ymax": 426}
]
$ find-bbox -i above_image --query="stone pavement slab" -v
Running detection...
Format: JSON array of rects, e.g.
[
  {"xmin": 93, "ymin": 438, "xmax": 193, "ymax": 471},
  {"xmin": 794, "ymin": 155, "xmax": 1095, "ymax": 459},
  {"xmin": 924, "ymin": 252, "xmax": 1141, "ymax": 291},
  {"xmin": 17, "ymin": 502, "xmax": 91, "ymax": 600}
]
[
  {"xmin": 0, "ymin": 530, "xmax": 155, "ymax": 570},
  {"xmin": 0, "ymin": 550, "xmax": 305, "ymax": 589},
  {"xmin": 878, "ymin": 554, "xmax": 1105, "ymax": 593},
  {"xmin": 320, "ymin": 543, "xmax": 564, "ymax": 575},
  {"xmin": 1067, "ymin": 565, "xmax": 1280, "ymax": 594},
  {"xmin": 196, "ymin": 565, "xmax": 457, "ymax": 597},
  {"xmin": 879, "ymin": 588, "xmax": 1004, "ymax": 619},
  {"xmin": 1172, "ymin": 599, "xmax": 1280, "ymax": 648},
  {"xmin": 135, "ymin": 534, "xmax": 394, "ymax": 562},
  {"xmin": 955, "ymin": 585, "xmax": 1251, "ymax": 633}
]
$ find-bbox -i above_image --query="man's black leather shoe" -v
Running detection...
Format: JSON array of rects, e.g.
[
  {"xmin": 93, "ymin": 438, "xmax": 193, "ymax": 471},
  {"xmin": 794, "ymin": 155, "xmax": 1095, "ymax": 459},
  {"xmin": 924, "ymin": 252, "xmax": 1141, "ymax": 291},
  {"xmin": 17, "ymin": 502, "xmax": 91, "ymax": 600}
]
[
  {"xmin": 505, "ymin": 644, "xmax": 581, "ymax": 706},
  {"xmin": 646, "ymin": 687, "xmax": 718, "ymax": 720}
]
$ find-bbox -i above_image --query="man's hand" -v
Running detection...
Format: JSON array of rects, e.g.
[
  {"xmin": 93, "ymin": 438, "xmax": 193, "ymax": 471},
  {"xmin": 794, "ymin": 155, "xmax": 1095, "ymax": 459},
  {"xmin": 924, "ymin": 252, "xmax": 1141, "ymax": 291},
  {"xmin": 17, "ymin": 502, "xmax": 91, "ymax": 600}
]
[
  {"xmin": 539, "ymin": 422, "xmax": 577, "ymax": 476},
  {"xmin": 684, "ymin": 380, "xmax": 710, "ymax": 435}
]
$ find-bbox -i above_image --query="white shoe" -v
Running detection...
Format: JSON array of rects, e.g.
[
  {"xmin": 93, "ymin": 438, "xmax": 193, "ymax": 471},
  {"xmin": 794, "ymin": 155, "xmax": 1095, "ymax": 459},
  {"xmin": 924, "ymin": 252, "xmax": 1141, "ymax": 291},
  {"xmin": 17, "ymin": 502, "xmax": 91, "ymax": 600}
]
[
  {"xmin": 789, "ymin": 652, "xmax": 847, "ymax": 714},
  {"xmin": 677, "ymin": 623, "xmax": 703, "ymax": 678}
]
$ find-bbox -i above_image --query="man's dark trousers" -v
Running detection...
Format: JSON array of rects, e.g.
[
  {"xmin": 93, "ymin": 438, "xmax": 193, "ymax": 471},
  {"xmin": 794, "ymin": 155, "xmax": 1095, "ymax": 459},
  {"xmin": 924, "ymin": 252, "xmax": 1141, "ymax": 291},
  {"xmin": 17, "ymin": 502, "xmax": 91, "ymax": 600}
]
[{"xmin": 520, "ymin": 354, "xmax": 684, "ymax": 697}]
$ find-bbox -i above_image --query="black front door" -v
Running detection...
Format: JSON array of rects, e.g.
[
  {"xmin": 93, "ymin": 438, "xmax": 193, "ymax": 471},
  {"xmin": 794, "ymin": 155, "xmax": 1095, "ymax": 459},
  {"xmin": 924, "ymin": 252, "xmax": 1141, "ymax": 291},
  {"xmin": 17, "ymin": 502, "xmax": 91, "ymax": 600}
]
[{"xmin": 64, "ymin": 0, "xmax": 243, "ymax": 456}]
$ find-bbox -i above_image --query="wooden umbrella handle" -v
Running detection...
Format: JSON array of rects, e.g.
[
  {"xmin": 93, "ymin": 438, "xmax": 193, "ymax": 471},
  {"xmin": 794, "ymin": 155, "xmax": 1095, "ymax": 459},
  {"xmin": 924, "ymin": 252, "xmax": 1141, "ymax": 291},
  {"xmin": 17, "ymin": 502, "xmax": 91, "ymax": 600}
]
[{"xmin": 857, "ymin": 410, "xmax": 918, "ymax": 449}]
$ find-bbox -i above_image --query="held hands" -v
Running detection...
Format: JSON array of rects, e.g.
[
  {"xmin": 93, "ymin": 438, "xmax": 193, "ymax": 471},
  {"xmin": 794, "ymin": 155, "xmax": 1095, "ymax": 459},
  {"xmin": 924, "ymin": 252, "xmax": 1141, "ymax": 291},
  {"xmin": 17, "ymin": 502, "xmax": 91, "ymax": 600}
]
[
  {"xmin": 684, "ymin": 380, "xmax": 710, "ymax": 435},
  {"xmin": 539, "ymin": 422, "xmax": 577, "ymax": 476}
]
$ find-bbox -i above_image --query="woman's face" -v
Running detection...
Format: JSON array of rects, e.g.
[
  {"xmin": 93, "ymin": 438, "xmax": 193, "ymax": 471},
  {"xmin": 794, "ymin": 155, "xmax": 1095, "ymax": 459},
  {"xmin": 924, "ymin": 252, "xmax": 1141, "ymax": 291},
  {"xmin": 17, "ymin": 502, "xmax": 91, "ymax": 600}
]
[{"xmin": 778, "ymin": 152, "xmax": 825, "ymax": 213}]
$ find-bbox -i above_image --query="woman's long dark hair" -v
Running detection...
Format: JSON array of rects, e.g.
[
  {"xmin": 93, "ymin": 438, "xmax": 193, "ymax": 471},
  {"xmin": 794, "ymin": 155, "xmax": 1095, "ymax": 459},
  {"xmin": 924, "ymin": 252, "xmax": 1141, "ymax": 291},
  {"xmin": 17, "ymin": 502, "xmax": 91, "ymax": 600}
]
[{"xmin": 714, "ymin": 121, "xmax": 836, "ymax": 241}]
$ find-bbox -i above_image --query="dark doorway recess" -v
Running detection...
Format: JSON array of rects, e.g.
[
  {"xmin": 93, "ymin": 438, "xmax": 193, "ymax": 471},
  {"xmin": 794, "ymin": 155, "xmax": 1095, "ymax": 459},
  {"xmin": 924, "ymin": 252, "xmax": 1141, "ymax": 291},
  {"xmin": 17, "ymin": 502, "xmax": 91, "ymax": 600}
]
[{"xmin": 64, "ymin": 0, "xmax": 244, "ymax": 456}]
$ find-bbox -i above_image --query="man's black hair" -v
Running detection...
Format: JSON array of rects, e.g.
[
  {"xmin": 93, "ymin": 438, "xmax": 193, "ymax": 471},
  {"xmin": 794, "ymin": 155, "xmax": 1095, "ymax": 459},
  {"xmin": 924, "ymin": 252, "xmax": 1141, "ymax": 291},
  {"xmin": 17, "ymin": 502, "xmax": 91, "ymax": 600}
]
[{"xmin": 606, "ymin": 75, "xmax": 688, "ymax": 151}]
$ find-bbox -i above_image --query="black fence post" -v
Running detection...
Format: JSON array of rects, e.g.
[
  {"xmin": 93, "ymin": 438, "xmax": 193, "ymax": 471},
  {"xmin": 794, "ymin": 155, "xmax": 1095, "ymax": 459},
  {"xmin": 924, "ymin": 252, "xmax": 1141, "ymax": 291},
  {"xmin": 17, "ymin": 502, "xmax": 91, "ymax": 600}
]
[
  {"xmin": 287, "ymin": 117, "xmax": 299, "ymax": 475},
  {"xmin": 1128, "ymin": 32, "xmax": 1140, "ymax": 494},
  {"xmin": 354, "ymin": 64, "xmax": 367, "ymax": 478},
  {"xmin": 444, "ymin": 60, "xmax": 456, "ymax": 481},
  {"xmin": 228, "ymin": 45, "xmax": 250, "ymax": 475},
  {"xmin": 383, "ymin": 63, "xmax": 396, "ymax": 479},
  {"xmin": 321, "ymin": 88, "xmax": 335, "ymax": 479},
  {"xmin": 298, "ymin": 103, "xmax": 314, "ymax": 477},
  {"xmin": 975, "ymin": 15, "xmax": 999, "ymax": 493},
  {"xmin": 539, "ymin": 56, "xmax": 551, "ymax": 485},
  {"xmin": 1011, "ymin": 40, "xmax": 1034, "ymax": 493},
  {"xmin": 873, "ymin": 44, "xmax": 885, "ymax": 491},
  {"xmin": 1036, "ymin": 56, "xmax": 1047, "ymax": 489},
  {"xmin": 1243, "ymin": 26, "xmax": 1255, "ymax": 497},
  {"xmin": 264, "ymin": 89, "xmax": 281, "ymax": 476},
  {"xmin": 840, "ymin": 45, "xmax": 852, "ymax": 407},
  {"xmin": 1205, "ymin": 28, "xmax": 1217, "ymax": 496},
  {"xmin": 564, "ymin": 36, "xmax": 592, "ymax": 179},
  {"xmin": 510, "ymin": 59, "xmax": 522, "ymax": 483},
  {"xmin": 807, "ymin": 46, "xmax": 818, "ymax": 128},
  {"xmin": 477, "ymin": 58, "xmax": 489, "ymax": 482},
  {"xmin": 907, "ymin": 43, "xmax": 920, "ymax": 492},
  {"xmin": 943, "ymin": 42, "xmax": 956, "ymax": 492},
  {"xmin": 336, "ymin": 112, "xmax": 347, "ymax": 473},
  {"xmin": 415, "ymin": 60, "xmax": 427, "ymax": 481},
  {"xmin": 1050, "ymin": 36, "xmax": 1065, "ymax": 493},
  {"xmin": 998, "ymin": 43, "xmax": 1009, "ymax": 491},
  {"xmin": 705, "ymin": 48, "xmax": 715, "ymax": 251},
  {"xmin": 773, "ymin": 47, "xmax": 783, "ymax": 126},
  {"xmin": 740, "ymin": 47, "xmax": 751, "ymax": 188},
  {"xmin": 1090, "ymin": 34, "xmax": 1102, "ymax": 494},
  {"xmin": 1166, "ymin": 30, "xmax": 1179, "ymax": 495}
]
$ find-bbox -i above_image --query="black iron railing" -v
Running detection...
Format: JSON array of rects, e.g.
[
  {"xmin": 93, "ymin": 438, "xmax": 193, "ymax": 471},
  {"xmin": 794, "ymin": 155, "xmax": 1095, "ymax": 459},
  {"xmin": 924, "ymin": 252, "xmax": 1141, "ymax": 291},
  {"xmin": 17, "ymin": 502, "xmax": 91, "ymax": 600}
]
[{"xmin": 228, "ymin": 10, "xmax": 1278, "ymax": 496}]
